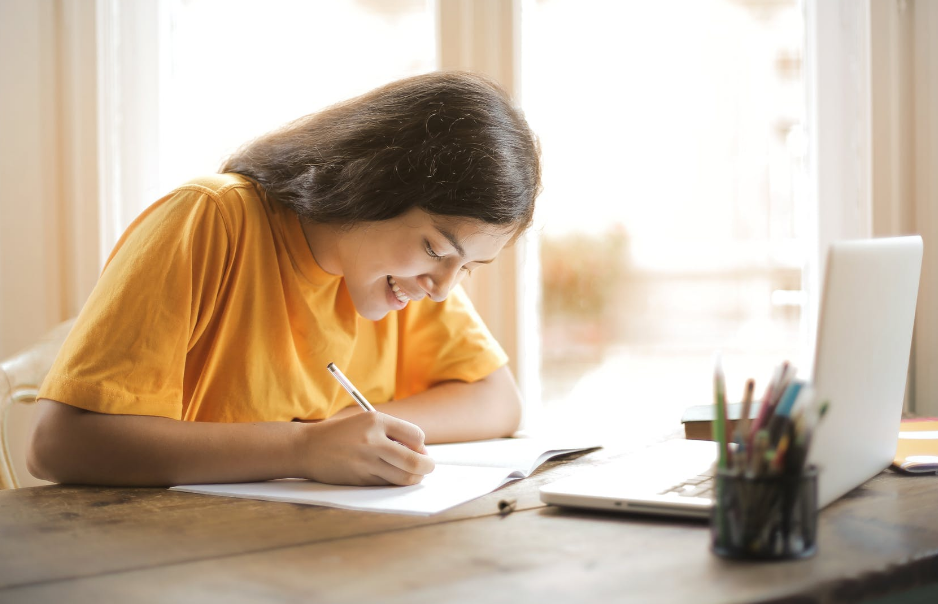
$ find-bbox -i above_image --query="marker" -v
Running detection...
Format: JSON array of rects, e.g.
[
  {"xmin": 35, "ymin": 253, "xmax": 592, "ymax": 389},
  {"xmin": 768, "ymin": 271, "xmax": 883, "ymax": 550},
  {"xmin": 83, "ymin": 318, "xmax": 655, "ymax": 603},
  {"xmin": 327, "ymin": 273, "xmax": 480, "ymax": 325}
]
[
  {"xmin": 326, "ymin": 362, "xmax": 376, "ymax": 412},
  {"xmin": 712, "ymin": 352, "xmax": 730, "ymax": 545},
  {"xmin": 766, "ymin": 380, "xmax": 804, "ymax": 445},
  {"xmin": 713, "ymin": 353, "xmax": 729, "ymax": 470},
  {"xmin": 774, "ymin": 380, "xmax": 804, "ymax": 418},
  {"xmin": 732, "ymin": 379, "xmax": 755, "ymax": 472}
]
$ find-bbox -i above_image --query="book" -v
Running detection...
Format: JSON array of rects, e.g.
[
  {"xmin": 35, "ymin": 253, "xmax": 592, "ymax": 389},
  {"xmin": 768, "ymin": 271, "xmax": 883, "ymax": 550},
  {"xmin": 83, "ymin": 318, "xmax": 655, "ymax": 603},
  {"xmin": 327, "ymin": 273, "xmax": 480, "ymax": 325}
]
[
  {"xmin": 171, "ymin": 437, "xmax": 599, "ymax": 515},
  {"xmin": 680, "ymin": 402, "xmax": 760, "ymax": 441},
  {"xmin": 891, "ymin": 418, "xmax": 938, "ymax": 475}
]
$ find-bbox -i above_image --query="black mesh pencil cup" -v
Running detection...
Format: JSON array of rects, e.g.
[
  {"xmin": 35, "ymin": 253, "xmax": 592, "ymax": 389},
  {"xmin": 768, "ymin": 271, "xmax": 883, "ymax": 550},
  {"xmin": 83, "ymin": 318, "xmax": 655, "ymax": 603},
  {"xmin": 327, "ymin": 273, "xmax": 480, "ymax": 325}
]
[{"xmin": 710, "ymin": 465, "xmax": 818, "ymax": 560}]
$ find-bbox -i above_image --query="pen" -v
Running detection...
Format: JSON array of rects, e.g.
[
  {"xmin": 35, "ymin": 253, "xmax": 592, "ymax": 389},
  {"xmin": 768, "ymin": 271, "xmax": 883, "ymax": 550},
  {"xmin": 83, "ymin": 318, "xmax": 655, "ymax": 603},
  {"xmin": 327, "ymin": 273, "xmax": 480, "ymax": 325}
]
[
  {"xmin": 769, "ymin": 432, "xmax": 791, "ymax": 474},
  {"xmin": 734, "ymin": 379, "xmax": 756, "ymax": 446},
  {"xmin": 327, "ymin": 362, "xmax": 428, "ymax": 455},
  {"xmin": 748, "ymin": 363, "xmax": 784, "ymax": 449},
  {"xmin": 750, "ymin": 430, "xmax": 769, "ymax": 476},
  {"xmin": 768, "ymin": 363, "xmax": 796, "ymax": 412},
  {"xmin": 326, "ymin": 362, "xmax": 376, "ymax": 412}
]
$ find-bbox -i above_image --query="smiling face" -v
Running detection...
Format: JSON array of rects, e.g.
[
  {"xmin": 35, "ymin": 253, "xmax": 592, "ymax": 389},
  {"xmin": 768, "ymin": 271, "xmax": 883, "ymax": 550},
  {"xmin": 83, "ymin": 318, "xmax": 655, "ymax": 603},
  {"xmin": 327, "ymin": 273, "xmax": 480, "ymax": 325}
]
[{"xmin": 301, "ymin": 209, "xmax": 515, "ymax": 321}]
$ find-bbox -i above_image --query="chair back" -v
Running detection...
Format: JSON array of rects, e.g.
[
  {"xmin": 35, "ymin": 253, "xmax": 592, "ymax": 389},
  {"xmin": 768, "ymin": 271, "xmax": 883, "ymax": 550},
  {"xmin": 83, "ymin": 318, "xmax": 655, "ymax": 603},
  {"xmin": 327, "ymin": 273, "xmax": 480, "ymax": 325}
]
[{"xmin": 0, "ymin": 319, "xmax": 75, "ymax": 489}]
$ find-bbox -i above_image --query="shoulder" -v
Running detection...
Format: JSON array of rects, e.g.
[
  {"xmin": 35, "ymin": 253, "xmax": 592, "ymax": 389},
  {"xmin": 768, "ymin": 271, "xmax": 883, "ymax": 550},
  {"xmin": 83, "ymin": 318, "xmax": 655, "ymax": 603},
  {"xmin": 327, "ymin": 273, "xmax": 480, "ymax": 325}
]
[
  {"xmin": 171, "ymin": 173, "xmax": 261, "ymax": 211},
  {"xmin": 175, "ymin": 173, "xmax": 258, "ymax": 199},
  {"xmin": 166, "ymin": 173, "xmax": 268, "ymax": 231}
]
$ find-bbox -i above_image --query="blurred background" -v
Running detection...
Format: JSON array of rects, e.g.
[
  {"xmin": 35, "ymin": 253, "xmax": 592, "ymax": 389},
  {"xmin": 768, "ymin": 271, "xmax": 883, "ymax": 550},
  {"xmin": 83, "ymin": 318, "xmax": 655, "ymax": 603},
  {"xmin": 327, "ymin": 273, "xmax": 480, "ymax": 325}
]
[{"xmin": 2, "ymin": 0, "xmax": 936, "ymax": 450}]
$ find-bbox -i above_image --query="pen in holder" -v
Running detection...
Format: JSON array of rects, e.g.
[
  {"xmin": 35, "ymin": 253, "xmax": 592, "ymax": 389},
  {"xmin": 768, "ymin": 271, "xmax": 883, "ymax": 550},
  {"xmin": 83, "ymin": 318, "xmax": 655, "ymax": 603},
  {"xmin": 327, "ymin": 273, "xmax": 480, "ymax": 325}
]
[{"xmin": 710, "ymin": 465, "xmax": 818, "ymax": 560}]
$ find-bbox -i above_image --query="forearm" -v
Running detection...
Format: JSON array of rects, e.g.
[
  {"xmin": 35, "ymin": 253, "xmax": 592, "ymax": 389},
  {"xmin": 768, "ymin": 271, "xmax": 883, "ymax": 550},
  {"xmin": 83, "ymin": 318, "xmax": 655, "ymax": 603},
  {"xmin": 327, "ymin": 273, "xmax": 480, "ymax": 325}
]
[
  {"xmin": 335, "ymin": 366, "xmax": 523, "ymax": 444},
  {"xmin": 29, "ymin": 400, "xmax": 306, "ymax": 487}
]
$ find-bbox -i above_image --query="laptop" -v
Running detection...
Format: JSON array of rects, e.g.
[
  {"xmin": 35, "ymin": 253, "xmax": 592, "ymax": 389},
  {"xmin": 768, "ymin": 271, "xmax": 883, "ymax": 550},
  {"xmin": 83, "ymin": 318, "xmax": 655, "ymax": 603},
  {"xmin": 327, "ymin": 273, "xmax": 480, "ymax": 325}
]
[{"xmin": 540, "ymin": 236, "xmax": 924, "ymax": 518}]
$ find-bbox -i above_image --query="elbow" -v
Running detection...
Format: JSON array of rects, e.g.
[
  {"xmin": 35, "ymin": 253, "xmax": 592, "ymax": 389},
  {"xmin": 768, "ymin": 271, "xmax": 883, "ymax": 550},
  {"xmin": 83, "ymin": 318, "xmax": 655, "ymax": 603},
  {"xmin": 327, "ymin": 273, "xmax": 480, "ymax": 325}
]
[
  {"xmin": 487, "ymin": 367, "xmax": 523, "ymax": 437},
  {"xmin": 27, "ymin": 400, "xmax": 72, "ymax": 483},
  {"xmin": 504, "ymin": 391, "xmax": 523, "ymax": 436},
  {"xmin": 27, "ymin": 419, "xmax": 55, "ymax": 482},
  {"xmin": 26, "ymin": 447, "xmax": 53, "ymax": 484}
]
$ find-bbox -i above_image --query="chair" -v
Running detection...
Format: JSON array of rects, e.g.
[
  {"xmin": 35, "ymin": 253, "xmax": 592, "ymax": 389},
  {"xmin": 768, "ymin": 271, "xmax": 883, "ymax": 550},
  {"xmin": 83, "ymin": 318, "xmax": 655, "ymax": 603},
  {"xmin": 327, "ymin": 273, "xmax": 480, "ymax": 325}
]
[{"xmin": 0, "ymin": 318, "xmax": 75, "ymax": 489}]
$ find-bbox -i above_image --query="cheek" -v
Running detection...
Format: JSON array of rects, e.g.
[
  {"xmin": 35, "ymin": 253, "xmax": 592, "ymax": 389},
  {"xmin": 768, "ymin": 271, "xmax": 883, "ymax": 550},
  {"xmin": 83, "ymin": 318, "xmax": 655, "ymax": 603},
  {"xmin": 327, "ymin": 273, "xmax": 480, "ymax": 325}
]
[
  {"xmin": 383, "ymin": 253, "xmax": 430, "ymax": 277},
  {"xmin": 354, "ymin": 251, "xmax": 413, "ymax": 280}
]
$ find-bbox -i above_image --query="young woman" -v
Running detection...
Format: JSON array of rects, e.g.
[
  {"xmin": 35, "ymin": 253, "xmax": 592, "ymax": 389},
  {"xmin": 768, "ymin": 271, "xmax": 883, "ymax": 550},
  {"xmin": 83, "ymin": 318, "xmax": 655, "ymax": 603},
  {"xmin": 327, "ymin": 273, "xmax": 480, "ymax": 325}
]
[{"xmin": 28, "ymin": 71, "xmax": 541, "ymax": 489}]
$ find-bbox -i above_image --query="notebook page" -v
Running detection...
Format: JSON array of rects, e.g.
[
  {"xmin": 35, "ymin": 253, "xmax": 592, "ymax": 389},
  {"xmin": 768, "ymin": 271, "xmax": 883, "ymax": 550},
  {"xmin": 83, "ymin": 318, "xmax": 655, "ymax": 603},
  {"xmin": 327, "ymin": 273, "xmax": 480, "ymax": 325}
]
[
  {"xmin": 173, "ymin": 464, "xmax": 517, "ymax": 515},
  {"xmin": 426, "ymin": 437, "xmax": 598, "ymax": 476}
]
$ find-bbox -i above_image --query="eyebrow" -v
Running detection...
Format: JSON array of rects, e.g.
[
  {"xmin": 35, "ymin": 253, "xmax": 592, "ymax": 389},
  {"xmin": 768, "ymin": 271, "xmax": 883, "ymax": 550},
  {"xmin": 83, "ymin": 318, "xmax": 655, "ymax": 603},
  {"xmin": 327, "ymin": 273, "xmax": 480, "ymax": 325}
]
[{"xmin": 435, "ymin": 226, "xmax": 496, "ymax": 265}]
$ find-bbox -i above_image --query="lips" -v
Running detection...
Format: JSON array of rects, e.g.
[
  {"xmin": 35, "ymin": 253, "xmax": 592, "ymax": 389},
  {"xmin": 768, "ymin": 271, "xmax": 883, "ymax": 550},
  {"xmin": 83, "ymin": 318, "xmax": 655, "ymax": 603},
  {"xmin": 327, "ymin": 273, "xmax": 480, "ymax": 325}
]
[{"xmin": 387, "ymin": 275, "xmax": 413, "ymax": 304}]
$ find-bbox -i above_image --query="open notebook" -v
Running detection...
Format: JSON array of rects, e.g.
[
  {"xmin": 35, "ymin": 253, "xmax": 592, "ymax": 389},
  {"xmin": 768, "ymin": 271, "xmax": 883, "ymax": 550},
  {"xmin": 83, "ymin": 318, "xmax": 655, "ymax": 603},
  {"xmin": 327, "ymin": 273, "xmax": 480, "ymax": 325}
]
[{"xmin": 171, "ymin": 437, "xmax": 598, "ymax": 515}]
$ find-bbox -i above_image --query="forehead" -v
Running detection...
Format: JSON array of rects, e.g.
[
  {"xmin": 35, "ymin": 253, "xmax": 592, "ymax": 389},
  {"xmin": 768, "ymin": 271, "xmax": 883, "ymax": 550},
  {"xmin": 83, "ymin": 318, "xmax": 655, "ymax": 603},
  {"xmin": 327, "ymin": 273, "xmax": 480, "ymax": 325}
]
[
  {"xmin": 394, "ymin": 208, "xmax": 515, "ymax": 249},
  {"xmin": 429, "ymin": 214, "xmax": 515, "ymax": 255}
]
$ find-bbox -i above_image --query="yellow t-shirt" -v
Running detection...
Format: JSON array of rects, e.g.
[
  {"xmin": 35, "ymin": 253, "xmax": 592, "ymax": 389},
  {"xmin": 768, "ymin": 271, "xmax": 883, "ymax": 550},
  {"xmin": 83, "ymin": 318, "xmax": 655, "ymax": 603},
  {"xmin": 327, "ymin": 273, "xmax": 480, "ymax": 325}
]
[{"xmin": 39, "ymin": 174, "xmax": 508, "ymax": 422}]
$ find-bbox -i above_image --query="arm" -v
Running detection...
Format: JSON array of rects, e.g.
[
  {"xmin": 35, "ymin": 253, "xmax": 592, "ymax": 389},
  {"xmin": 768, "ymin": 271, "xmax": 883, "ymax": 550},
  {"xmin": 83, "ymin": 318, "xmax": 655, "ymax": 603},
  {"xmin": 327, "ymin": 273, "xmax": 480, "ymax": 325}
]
[
  {"xmin": 330, "ymin": 365, "xmax": 523, "ymax": 444},
  {"xmin": 27, "ymin": 399, "xmax": 434, "ymax": 487}
]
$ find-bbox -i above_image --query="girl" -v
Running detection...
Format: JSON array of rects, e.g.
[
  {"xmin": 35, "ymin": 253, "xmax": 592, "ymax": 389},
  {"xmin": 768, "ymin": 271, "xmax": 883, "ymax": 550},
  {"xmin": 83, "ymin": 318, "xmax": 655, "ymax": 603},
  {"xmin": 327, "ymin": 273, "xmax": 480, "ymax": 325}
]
[{"xmin": 28, "ymin": 71, "xmax": 541, "ymax": 488}]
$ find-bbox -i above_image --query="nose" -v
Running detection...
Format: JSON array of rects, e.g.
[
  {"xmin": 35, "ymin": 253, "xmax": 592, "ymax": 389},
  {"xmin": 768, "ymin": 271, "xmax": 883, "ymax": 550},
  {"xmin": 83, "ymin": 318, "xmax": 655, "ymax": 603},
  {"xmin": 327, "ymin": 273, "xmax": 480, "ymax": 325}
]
[{"xmin": 416, "ymin": 264, "xmax": 464, "ymax": 302}]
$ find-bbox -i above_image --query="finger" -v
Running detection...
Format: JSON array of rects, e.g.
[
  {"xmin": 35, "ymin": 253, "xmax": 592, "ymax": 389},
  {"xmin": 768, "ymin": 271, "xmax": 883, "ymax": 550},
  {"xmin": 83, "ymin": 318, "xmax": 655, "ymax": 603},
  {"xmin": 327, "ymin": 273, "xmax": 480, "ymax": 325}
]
[
  {"xmin": 355, "ymin": 473, "xmax": 395, "ymax": 487},
  {"xmin": 380, "ymin": 414, "xmax": 427, "ymax": 453},
  {"xmin": 376, "ymin": 439, "xmax": 436, "ymax": 477},
  {"xmin": 370, "ymin": 458, "xmax": 428, "ymax": 487}
]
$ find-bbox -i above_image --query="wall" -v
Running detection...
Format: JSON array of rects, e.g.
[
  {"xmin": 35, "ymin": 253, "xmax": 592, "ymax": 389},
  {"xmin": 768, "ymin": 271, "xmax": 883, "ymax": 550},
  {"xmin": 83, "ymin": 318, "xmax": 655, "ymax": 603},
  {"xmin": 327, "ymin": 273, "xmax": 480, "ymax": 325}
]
[
  {"xmin": 0, "ymin": 0, "xmax": 99, "ymax": 359},
  {"xmin": 870, "ymin": 0, "xmax": 938, "ymax": 416}
]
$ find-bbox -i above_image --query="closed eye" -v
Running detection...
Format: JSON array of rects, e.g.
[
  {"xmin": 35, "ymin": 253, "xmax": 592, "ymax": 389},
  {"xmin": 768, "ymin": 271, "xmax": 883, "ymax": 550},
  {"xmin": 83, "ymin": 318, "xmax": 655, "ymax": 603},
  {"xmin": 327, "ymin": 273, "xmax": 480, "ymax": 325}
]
[{"xmin": 424, "ymin": 240, "xmax": 443, "ymax": 260}]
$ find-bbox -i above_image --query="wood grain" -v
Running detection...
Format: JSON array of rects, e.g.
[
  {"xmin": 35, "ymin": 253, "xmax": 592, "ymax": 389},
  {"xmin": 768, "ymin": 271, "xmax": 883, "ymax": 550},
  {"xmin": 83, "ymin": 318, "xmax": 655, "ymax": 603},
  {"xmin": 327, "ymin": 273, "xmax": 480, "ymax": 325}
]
[
  {"xmin": 2, "ymin": 450, "xmax": 937, "ymax": 604},
  {"xmin": 0, "ymin": 448, "xmax": 604, "ymax": 589}
]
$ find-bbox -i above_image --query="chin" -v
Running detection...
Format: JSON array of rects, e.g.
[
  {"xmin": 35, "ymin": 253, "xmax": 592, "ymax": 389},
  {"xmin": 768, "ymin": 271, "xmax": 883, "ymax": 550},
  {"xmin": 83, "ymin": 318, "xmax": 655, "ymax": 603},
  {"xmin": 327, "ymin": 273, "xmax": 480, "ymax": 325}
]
[
  {"xmin": 351, "ymin": 297, "xmax": 391, "ymax": 321},
  {"xmin": 358, "ymin": 307, "xmax": 390, "ymax": 321}
]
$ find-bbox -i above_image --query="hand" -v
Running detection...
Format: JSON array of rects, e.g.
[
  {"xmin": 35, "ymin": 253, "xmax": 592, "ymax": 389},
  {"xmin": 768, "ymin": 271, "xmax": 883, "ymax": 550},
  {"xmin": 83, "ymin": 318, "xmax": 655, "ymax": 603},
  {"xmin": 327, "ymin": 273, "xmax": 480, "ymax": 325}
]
[{"xmin": 299, "ymin": 412, "xmax": 434, "ymax": 486}]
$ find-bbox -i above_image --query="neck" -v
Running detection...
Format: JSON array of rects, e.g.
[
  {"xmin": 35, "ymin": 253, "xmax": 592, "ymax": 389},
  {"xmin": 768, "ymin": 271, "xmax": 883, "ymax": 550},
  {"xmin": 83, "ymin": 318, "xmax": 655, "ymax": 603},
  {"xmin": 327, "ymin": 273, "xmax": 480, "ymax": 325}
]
[{"xmin": 298, "ymin": 219, "xmax": 343, "ymax": 276}]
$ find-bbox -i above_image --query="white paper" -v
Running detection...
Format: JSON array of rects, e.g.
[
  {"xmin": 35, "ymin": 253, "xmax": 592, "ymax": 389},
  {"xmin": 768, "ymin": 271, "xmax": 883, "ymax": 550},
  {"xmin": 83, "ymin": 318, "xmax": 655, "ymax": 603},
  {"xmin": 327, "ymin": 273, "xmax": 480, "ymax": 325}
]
[
  {"xmin": 171, "ymin": 437, "xmax": 598, "ymax": 515},
  {"xmin": 898, "ymin": 431, "xmax": 938, "ymax": 440}
]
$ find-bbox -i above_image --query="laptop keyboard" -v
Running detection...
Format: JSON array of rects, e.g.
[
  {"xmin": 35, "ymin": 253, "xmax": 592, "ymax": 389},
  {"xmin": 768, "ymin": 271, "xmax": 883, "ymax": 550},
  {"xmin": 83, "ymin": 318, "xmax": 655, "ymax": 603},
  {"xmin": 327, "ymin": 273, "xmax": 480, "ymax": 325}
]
[{"xmin": 657, "ymin": 466, "xmax": 716, "ymax": 499}]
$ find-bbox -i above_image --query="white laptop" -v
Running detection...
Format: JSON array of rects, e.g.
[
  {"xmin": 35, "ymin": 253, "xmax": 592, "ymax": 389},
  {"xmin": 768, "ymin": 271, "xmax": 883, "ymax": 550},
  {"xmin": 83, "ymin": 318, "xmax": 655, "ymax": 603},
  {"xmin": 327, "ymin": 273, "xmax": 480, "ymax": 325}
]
[{"xmin": 540, "ymin": 236, "xmax": 924, "ymax": 518}]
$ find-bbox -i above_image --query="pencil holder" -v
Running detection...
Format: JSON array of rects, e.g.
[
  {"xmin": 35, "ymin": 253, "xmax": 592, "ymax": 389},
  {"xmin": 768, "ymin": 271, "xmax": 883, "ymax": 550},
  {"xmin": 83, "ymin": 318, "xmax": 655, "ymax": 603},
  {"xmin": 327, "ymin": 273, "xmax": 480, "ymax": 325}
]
[{"xmin": 710, "ymin": 465, "xmax": 818, "ymax": 560}]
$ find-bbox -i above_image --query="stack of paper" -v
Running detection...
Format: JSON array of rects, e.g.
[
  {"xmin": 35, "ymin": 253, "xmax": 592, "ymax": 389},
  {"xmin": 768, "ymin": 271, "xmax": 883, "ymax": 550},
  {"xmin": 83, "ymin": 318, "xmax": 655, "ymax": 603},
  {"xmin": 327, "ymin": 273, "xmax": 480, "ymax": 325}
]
[{"xmin": 892, "ymin": 418, "xmax": 938, "ymax": 474}]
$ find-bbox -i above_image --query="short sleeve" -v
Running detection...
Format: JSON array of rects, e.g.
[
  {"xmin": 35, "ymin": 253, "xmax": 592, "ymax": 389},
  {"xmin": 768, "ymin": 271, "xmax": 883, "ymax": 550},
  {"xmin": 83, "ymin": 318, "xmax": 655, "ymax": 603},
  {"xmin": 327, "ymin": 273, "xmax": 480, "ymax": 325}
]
[
  {"xmin": 38, "ymin": 188, "xmax": 230, "ymax": 419},
  {"xmin": 394, "ymin": 285, "xmax": 509, "ymax": 399}
]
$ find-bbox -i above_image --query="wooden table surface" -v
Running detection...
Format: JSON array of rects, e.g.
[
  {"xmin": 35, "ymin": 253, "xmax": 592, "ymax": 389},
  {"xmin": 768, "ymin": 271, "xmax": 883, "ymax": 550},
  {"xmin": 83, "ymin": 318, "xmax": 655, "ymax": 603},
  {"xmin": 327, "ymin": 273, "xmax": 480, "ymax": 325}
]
[{"xmin": 2, "ymin": 446, "xmax": 938, "ymax": 604}]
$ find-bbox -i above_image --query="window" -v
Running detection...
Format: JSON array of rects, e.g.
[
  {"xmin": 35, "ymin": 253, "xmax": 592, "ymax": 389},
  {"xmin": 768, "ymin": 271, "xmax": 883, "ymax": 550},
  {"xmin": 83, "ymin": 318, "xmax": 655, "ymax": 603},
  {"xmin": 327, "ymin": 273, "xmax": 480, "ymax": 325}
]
[
  {"xmin": 521, "ymin": 0, "xmax": 807, "ymax": 442},
  {"xmin": 100, "ymin": 0, "xmax": 437, "ymax": 252},
  {"xmin": 157, "ymin": 0, "xmax": 436, "ymax": 195}
]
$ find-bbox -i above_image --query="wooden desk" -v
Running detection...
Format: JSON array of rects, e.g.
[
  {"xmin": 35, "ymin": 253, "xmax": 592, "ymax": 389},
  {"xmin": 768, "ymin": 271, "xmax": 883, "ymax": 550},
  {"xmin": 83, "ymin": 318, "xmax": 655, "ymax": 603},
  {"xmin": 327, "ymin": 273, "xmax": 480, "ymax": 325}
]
[{"xmin": 2, "ymin": 449, "xmax": 937, "ymax": 604}]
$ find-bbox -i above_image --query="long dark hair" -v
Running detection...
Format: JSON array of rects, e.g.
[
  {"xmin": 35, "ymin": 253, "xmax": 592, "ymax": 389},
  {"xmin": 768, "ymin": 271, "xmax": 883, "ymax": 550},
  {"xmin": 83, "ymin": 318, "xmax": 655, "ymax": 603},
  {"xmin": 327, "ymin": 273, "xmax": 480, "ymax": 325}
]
[{"xmin": 220, "ymin": 71, "xmax": 541, "ymax": 235}]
